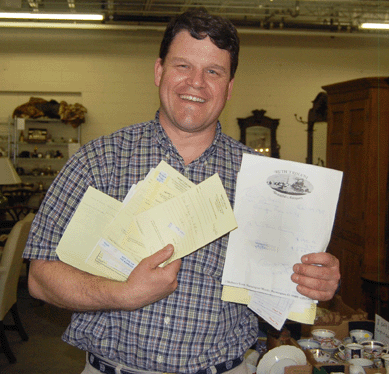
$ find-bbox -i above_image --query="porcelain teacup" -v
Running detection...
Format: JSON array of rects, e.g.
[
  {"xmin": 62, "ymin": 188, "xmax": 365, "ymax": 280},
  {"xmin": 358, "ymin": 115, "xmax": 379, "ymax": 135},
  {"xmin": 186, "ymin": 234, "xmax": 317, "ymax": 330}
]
[
  {"xmin": 297, "ymin": 338, "xmax": 320, "ymax": 350},
  {"xmin": 338, "ymin": 343, "xmax": 364, "ymax": 361},
  {"xmin": 361, "ymin": 340, "xmax": 386, "ymax": 359},
  {"xmin": 349, "ymin": 329, "xmax": 373, "ymax": 344},
  {"xmin": 311, "ymin": 329, "xmax": 336, "ymax": 343}
]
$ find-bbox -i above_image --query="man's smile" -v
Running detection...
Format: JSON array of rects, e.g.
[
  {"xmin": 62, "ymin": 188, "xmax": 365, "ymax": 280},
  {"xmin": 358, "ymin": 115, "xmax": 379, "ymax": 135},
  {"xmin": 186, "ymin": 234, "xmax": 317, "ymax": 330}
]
[{"xmin": 179, "ymin": 94, "xmax": 206, "ymax": 103}]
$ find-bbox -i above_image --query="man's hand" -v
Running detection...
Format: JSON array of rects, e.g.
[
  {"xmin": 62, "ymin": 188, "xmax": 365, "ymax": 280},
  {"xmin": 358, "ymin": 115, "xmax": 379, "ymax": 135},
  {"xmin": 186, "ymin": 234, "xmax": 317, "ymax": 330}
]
[
  {"xmin": 29, "ymin": 244, "xmax": 181, "ymax": 312},
  {"xmin": 120, "ymin": 244, "xmax": 182, "ymax": 310},
  {"xmin": 291, "ymin": 252, "xmax": 340, "ymax": 301}
]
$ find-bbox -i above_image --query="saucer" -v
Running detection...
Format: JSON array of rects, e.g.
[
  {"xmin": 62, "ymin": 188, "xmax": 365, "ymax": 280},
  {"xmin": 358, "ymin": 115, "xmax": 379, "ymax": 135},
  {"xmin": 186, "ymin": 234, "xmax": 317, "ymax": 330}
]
[
  {"xmin": 348, "ymin": 358, "xmax": 374, "ymax": 368},
  {"xmin": 256, "ymin": 345, "xmax": 307, "ymax": 374}
]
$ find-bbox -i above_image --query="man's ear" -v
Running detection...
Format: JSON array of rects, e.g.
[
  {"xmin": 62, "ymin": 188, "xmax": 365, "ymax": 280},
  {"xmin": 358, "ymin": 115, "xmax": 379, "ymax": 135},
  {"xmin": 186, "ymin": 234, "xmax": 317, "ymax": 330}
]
[
  {"xmin": 154, "ymin": 58, "xmax": 163, "ymax": 87},
  {"xmin": 227, "ymin": 78, "xmax": 235, "ymax": 101}
]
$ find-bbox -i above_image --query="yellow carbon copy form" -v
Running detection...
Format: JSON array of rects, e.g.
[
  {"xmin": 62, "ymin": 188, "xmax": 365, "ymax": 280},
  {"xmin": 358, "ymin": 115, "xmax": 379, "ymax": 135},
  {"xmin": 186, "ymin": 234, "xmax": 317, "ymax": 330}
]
[{"xmin": 57, "ymin": 160, "xmax": 237, "ymax": 282}]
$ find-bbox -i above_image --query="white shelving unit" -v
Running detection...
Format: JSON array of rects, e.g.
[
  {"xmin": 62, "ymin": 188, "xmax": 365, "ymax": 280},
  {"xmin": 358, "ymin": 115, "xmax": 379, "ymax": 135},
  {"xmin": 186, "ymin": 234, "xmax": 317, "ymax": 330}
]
[
  {"xmin": 12, "ymin": 118, "xmax": 81, "ymax": 189},
  {"xmin": 0, "ymin": 117, "xmax": 14, "ymax": 158}
]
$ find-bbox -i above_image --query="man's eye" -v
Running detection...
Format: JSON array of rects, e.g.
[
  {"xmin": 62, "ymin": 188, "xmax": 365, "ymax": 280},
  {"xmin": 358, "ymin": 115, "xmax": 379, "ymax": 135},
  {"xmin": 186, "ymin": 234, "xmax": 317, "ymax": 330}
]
[{"xmin": 208, "ymin": 69, "xmax": 219, "ymax": 75}]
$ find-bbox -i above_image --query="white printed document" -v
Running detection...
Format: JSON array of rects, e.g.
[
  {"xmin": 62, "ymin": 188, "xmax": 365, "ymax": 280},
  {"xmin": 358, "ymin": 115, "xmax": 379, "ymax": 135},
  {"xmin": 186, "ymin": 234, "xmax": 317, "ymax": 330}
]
[{"xmin": 221, "ymin": 154, "xmax": 343, "ymax": 329}]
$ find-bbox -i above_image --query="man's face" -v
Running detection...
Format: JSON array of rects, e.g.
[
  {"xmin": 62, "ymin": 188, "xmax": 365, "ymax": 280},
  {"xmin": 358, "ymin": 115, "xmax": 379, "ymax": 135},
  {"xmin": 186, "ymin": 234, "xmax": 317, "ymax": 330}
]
[{"xmin": 155, "ymin": 30, "xmax": 234, "ymax": 135}]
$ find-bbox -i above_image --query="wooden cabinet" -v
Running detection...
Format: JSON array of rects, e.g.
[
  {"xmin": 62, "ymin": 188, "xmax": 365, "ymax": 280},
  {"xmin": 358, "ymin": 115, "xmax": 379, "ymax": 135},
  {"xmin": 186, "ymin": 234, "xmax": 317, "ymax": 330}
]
[{"xmin": 323, "ymin": 77, "xmax": 389, "ymax": 317}]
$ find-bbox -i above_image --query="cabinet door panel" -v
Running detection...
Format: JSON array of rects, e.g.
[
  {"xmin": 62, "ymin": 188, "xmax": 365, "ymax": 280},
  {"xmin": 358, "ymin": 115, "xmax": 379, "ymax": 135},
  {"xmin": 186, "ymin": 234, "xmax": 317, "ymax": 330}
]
[
  {"xmin": 339, "ymin": 246, "xmax": 363, "ymax": 310},
  {"xmin": 343, "ymin": 100, "xmax": 367, "ymax": 241},
  {"xmin": 328, "ymin": 235, "xmax": 363, "ymax": 310}
]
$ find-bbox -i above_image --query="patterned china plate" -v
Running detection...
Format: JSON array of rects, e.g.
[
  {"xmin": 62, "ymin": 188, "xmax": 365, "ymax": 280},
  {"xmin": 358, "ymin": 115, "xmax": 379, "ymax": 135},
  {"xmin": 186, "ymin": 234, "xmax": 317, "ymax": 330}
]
[{"xmin": 256, "ymin": 345, "xmax": 307, "ymax": 374}]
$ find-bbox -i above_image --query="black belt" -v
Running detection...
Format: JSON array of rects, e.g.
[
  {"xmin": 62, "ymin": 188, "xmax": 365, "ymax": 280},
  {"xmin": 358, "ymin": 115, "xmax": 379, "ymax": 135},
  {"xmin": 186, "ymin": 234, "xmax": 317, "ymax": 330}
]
[
  {"xmin": 88, "ymin": 353, "xmax": 139, "ymax": 374},
  {"xmin": 87, "ymin": 352, "xmax": 244, "ymax": 374},
  {"xmin": 196, "ymin": 356, "xmax": 244, "ymax": 374}
]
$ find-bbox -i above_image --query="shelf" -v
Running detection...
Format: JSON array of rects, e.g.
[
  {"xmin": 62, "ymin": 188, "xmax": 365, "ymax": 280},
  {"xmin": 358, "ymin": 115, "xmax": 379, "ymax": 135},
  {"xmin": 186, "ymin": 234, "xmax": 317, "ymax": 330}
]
[
  {"xmin": 22, "ymin": 118, "xmax": 62, "ymax": 123},
  {"xmin": 17, "ymin": 142, "xmax": 79, "ymax": 147},
  {"xmin": 21, "ymin": 175, "xmax": 57, "ymax": 179},
  {"xmin": 17, "ymin": 158, "xmax": 66, "ymax": 162}
]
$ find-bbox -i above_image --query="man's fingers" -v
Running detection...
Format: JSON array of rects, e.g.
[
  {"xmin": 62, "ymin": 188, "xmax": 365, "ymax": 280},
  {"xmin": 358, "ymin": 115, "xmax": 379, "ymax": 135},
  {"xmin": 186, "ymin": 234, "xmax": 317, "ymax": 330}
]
[
  {"xmin": 292, "ymin": 252, "xmax": 341, "ymax": 301},
  {"xmin": 295, "ymin": 284, "xmax": 335, "ymax": 302},
  {"xmin": 295, "ymin": 253, "xmax": 340, "ymax": 280},
  {"xmin": 301, "ymin": 252, "xmax": 339, "ymax": 268}
]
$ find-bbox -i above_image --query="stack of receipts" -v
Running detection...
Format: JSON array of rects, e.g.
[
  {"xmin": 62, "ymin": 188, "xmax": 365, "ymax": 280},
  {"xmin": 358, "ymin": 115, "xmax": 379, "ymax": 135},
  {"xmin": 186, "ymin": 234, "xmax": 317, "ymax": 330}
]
[
  {"xmin": 221, "ymin": 153, "xmax": 343, "ymax": 330},
  {"xmin": 56, "ymin": 160, "xmax": 238, "ymax": 281}
]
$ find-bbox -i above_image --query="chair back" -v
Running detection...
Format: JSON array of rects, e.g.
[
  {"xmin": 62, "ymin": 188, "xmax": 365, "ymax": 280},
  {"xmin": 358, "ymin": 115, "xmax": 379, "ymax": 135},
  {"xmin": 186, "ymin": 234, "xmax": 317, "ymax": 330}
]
[{"xmin": 0, "ymin": 213, "xmax": 35, "ymax": 320}]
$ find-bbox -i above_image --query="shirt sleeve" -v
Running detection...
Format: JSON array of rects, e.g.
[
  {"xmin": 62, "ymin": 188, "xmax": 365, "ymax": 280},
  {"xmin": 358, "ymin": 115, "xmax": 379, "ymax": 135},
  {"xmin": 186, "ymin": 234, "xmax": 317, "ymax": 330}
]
[{"xmin": 23, "ymin": 148, "xmax": 95, "ymax": 261}]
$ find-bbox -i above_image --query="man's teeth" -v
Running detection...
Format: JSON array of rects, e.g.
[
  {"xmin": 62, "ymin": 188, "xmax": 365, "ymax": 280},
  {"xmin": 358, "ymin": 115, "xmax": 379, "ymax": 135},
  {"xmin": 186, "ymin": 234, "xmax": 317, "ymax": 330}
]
[{"xmin": 180, "ymin": 95, "xmax": 205, "ymax": 103}]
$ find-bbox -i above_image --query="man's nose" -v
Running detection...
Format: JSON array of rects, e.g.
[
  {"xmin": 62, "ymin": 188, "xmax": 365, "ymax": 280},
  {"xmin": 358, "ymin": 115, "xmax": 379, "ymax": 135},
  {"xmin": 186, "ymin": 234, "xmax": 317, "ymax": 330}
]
[{"xmin": 187, "ymin": 69, "xmax": 205, "ymax": 88}]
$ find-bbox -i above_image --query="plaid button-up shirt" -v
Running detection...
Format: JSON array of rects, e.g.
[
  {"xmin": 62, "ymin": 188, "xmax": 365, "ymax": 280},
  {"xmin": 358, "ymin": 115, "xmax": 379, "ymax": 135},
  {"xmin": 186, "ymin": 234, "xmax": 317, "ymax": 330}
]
[{"xmin": 23, "ymin": 112, "xmax": 260, "ymax": 374}]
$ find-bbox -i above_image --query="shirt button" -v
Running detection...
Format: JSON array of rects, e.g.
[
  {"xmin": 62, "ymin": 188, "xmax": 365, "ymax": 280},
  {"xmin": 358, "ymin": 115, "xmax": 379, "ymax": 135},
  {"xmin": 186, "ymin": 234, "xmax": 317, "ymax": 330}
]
[
  {"xmin": 157, "ymin": 355, "xmax": 164, "ymax": 363},
  {"xmin": 164, "ymin": 317, "xmax": 170, "ymax": 325}
]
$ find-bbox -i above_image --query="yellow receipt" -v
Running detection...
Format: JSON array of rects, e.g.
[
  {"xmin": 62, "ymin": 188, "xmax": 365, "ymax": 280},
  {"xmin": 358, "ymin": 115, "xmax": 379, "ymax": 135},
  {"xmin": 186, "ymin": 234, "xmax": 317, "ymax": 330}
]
[
  {"xmin": 88, "ymin": 161, "xmax": 196, "ymax": 269},
  {"xmin": 56, "ymin": 186, "xmax": 122, "ymax": 278},
  {"xmin": 55, "ymin": 162, "xmax": 238, "ymax": 283},
  {"xmin": 104, "ymin": 161, "xmax": 195, "ymax": 252},
  {"xmin": 135, "ymin": 173, "xmax": 238, "ymax": 264}
]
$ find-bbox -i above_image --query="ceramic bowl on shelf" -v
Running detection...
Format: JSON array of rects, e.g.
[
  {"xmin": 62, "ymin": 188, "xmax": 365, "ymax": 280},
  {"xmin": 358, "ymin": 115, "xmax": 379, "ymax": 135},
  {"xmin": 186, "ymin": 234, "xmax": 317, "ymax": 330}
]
[
  {"xmin": 297, "ymin": 338, "xmax": 320, "ymax": 350},
  {"xmin": 349, "ymin": 329, "xmax": 373, "ymax": 344},
  {"xmin": 311, "ymin": 329, "xmax": 336, "ymax": 343},
  {"xmin": 321, "ymin": 338, "xmax": 342, "ymax": 354},
  {"xmin": 343, "ymin": 337, "xmax": 353, "ymax": 345},
  {"xmin": 309, "ymin": 348, "xmax": 331, "ymax": 363}
]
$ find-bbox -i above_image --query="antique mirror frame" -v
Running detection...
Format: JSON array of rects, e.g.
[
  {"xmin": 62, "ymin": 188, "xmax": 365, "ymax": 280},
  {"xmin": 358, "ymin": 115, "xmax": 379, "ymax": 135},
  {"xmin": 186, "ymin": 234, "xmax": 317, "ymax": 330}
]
[{"xmin": 238, "ymin": 109, "xmax": 280, "ymax": 158}]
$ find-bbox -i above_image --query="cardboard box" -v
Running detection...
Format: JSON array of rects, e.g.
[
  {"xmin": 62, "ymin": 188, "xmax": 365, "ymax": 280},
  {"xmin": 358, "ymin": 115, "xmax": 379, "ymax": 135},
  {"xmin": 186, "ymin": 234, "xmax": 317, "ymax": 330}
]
[
  {"xmin": 301, "ymin": 319, "xmax": 375, "ymax": 341},
  {"xmin": 284, "ymin": 365, "xmax": 312, "ymax": 374},
  {"xmin": 285, "ymin": 366, "xmax": 386, "ymax": 374},
  {"xmin": 300, "ymin": 296, "xmax": 370, "ymax": 340},
  {"xmin": 258, "ymin": 297, "xmax": 382, "ymax": 373},
  {"xmin": 284, "ymin": 337, "xmax": 384, "ymax": 373}
]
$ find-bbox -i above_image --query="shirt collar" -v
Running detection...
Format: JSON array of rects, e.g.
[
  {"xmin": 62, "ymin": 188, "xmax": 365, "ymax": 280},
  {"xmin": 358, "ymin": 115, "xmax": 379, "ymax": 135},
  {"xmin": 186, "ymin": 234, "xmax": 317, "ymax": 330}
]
[{"xmin": 153, "ymin": 110, "xmax": 222, "ymax": 163}]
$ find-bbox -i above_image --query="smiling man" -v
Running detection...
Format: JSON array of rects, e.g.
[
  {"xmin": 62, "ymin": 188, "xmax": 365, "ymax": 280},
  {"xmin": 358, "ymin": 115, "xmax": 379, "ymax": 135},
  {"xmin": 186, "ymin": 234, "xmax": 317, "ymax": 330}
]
[
  {"xmin": 23, "ymin": 8, "xmax": 340, "ymax": 374},
  {"xmin": 155, "ymin": 30, "xmax": 234, "ymax": 164}
]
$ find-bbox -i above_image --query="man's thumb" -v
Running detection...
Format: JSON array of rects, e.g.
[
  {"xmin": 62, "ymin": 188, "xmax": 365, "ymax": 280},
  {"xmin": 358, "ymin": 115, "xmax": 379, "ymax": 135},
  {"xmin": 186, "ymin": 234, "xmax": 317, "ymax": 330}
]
[{"xmin": 149, "ymin": 245, "xmax": 175, "ymax": 267}]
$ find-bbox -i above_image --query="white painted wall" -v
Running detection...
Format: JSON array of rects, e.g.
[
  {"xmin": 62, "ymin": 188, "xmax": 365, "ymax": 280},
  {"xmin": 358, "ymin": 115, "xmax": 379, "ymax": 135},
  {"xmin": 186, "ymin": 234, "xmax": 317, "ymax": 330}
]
[{"xmin": 0, "ymin": 27, "xmax": 388, "ymax": 163}]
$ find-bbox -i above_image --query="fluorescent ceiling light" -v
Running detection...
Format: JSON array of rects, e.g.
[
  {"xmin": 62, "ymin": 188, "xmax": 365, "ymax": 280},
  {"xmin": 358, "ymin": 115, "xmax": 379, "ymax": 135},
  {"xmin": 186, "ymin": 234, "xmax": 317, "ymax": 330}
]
[
  {"xmin": 0, "ymin": 12, "xmax": 104, "ymax": 21},
  {"xmin": 360, "ymin": 23, "xmax": 389, "ymax": 30}
]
